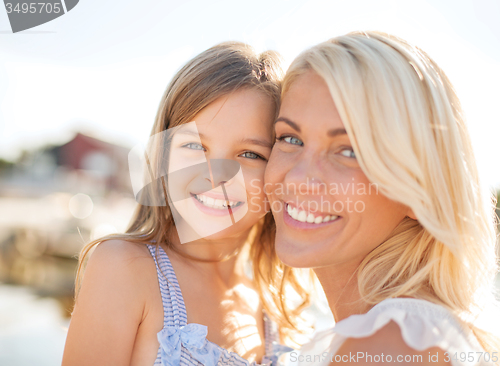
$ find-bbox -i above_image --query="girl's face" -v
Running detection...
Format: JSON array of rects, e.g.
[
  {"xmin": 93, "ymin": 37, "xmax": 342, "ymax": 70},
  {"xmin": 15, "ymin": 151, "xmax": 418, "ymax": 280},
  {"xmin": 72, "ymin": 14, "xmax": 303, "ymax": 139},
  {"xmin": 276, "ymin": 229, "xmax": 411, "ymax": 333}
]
[
  {"xmin": 168, "ymin": 88, "xmax": 274, "ymax": 242},
  {"xmin": 265, "ymin": 71, "xmax": 410, "ymax": 269}
]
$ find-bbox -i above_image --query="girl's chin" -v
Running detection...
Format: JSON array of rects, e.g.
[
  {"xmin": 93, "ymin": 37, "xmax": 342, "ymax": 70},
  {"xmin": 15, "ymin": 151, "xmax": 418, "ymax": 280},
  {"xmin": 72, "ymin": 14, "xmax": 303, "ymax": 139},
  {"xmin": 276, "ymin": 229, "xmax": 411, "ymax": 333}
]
[
  {"xmin": 175, "ymin": 213, "xmax": 245, "ymax": 241},
  {"xmin": 172, "ymin": 202, "xmax": 267, "ymax": 242}
]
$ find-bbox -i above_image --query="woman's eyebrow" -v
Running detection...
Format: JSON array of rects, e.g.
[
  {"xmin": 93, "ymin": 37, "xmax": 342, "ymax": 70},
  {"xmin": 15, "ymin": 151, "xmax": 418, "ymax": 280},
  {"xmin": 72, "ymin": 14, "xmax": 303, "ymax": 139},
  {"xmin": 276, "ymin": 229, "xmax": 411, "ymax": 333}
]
[
  {"xmin": 327, "ymin": 128, "xmax": 347, "ymax": 137},
  {"xmin": 276, "ymin": 117, "xmax": 347, "ymax": 138},
  {"xmin": 275, "ymin": 117, "xmax": 300, "ymax": 132}
]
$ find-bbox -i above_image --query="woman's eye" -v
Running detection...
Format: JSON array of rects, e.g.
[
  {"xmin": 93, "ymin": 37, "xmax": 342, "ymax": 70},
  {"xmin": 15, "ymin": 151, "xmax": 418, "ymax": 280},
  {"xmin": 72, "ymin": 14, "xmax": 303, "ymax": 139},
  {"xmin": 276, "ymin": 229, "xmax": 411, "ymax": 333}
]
[
  {"xmin": 239, "ymin": 151, "xmax": 264, "ymax": 160},
  {"xmin": 277, "ymin": 135, "xmax": 304, "ymax": 146},
  {"xmin": 340, "ymin": 148, "xmax": 356, "ymax": 158},
  {"xmin": 182, "ymin": 142, "xmax": 205, "ymax": 151}
]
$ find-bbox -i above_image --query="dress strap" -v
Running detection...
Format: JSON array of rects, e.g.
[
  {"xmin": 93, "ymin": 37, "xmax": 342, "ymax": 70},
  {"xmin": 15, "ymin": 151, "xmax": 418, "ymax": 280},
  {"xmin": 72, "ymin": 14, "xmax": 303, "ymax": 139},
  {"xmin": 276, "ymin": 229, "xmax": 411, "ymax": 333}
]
[
  {"xmin": 263, "ymin": 312, "xmax": 279, "ymax": 355},
  {"xmin": 146, "ymin": 243, "xmax": 188, "ymax": 328},
  {"xmin": 146, "ymin": 242, "xmax": 292, "ymax": 365}
]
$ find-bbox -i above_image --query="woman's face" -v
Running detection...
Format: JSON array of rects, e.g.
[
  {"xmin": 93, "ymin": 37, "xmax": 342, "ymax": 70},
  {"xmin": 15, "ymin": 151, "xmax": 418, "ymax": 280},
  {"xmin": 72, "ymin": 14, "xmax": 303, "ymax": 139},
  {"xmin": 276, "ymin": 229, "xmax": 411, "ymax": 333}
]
[
  {"xmin": 265, "ymin": 71, "xmax": 410, "ymax": 269},
  {"xmin": 168, "ymin": 88, "xmax": 274, "ymax": 243}
]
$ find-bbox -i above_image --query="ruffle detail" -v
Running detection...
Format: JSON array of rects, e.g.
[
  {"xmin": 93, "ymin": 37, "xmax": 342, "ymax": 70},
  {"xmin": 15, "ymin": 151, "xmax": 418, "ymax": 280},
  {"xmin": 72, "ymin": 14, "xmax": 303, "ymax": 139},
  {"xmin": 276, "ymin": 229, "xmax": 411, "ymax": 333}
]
[
  {"xmin": 291, "ymin": 298, "xmax": 486, "ymax": 366},
  {"xmin": 335, "ymin": 298, "xmax": 477, "ymax": 353}
]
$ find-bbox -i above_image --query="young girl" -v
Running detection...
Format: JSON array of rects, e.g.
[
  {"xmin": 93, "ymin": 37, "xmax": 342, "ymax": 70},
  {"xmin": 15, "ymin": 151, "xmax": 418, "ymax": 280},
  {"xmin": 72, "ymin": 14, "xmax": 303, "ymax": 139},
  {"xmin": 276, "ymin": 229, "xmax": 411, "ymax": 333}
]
[
  {"xmin": 265, "ymin": 31, "xmax": 500, "ymax": 365},
  {"xmin": 62, "ymin": 42, "xmax": 311, "ymax": 366}
]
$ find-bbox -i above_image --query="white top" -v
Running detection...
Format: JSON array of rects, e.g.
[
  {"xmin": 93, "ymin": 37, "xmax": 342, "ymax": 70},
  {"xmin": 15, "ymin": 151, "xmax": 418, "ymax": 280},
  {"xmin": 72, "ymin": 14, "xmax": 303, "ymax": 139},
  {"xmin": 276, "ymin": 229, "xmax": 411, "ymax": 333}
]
[{"xmin": 287, "ymin": 298, "xmax": 493, "ymax": 366}]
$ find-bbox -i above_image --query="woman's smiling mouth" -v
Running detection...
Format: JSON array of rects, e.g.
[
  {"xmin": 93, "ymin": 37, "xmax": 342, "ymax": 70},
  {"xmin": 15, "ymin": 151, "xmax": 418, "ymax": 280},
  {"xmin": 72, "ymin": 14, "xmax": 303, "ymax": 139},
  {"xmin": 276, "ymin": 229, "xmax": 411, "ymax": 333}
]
[{"xmin": 283, "ymin": 202, "xmax": 341, "ymax": 229}]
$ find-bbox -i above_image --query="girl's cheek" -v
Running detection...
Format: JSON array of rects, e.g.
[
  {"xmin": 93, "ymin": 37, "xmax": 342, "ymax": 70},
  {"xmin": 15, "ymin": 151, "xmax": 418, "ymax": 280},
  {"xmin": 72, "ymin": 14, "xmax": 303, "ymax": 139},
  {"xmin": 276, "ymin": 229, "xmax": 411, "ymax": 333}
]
[
  {"xmin": 243, "ymin": 164, "xmax": 266, "ymax": 187},
  {"xmin": 243, "ymin": 172, "xmax": 268, "ymax": 212}
]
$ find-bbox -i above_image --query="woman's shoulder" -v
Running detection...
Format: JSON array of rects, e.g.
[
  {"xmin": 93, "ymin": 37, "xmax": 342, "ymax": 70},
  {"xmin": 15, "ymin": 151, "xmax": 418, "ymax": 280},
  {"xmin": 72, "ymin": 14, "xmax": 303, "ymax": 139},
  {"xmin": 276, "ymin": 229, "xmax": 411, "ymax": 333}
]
[
  {"xmin": 337, "ymin": 298, "xmax": 480, "ymax": 355},
  {"xmin": 292, "ymin": 298, "xmax": 484, "ymax": 366},
  {"xmin": 335, "ymin": 298, "xmax": 465, "ymax": 337},
  {"xmin": 337, "ymin": 320, "xmax": 451, "ymax": 366}
]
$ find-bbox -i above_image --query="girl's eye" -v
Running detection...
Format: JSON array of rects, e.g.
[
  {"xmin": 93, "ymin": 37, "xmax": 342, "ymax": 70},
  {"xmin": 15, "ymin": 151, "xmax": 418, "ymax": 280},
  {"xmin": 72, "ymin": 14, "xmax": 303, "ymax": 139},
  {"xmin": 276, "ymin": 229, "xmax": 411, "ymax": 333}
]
[
  {"xmin": 340, "ymin": 148, "xmax": 356, "ymax": 158},
  {"xmin": 277, "ymin": 135, "xmax": 304, "ymax": 146},
  {"xmin": 239, "ymin": 151, "xmax": 265, "ymax": 160},
  {"xmin": 182, "ymin": 142, "xmax": 205, "ymax": 151}
]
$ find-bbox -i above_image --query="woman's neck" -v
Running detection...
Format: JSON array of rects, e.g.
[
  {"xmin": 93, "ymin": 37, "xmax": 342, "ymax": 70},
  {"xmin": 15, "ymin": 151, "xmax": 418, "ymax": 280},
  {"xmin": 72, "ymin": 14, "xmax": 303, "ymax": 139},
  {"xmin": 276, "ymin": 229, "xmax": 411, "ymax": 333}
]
[{"xmin": 314, "ymin": 262, "xmax": 372, "ymax": 322}]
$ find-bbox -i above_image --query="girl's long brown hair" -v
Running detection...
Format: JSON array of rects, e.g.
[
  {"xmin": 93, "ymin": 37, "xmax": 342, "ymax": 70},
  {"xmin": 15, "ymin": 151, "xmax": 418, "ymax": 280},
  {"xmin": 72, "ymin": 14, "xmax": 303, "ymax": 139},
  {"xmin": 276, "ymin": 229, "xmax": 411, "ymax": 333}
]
[{"xmin": 75, "ymin": 41, "xmax": 313, "ymax": 343}]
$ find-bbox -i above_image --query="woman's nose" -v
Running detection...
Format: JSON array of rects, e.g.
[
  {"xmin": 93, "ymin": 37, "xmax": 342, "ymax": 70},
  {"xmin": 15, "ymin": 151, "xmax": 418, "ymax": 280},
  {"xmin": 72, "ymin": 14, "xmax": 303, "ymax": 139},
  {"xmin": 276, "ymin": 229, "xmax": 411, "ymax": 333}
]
[{"xmin": 284, "ymin": 153, "xmax": 326, "ymax": 195}]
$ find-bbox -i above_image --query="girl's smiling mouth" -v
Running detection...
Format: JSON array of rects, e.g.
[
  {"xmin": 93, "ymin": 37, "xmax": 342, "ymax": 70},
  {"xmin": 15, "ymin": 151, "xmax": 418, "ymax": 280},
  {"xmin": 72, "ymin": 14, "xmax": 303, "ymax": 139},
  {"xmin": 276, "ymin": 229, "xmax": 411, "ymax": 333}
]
[{"xmin": 190, "ymin": 192, "xmax": 245, "ymax": 217}]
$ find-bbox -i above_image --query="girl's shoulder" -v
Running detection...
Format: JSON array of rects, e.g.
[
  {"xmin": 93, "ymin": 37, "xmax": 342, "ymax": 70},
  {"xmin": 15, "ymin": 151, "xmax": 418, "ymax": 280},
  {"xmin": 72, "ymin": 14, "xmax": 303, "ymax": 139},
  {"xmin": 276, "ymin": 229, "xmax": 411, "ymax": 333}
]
[
  {"xmin": 81, "ymin": 239, "xmax": 159, "ymax": 307},
  {"xmin": 92, "ymin": 238, "xmax": 154, "ymax": 260},
  {"xmin": 63, "ymin": 239, "xmax": 160, "ymax": 365},
  {"xmin": 291, "ymin": 298, "xmax": 487, "ymax": 366}
]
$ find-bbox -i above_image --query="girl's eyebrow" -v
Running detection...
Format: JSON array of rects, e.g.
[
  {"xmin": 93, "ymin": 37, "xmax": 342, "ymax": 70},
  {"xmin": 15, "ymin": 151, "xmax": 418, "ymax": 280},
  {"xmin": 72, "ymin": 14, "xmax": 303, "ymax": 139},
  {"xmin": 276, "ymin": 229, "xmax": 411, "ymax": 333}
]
[
  {"xmin": 176, "ymin": 129, "xmax": 270, "ymax": 148},
  {"xmin": 276, "ymin": 116, "xmax": 347, "ymax": 137},
  {"xmin": 237, "ymin": 137, "xmax": 272, "ymax": 149},
  {"xmin": 175, "ymin": 129, "xmax": 206, "ymax": 140}
]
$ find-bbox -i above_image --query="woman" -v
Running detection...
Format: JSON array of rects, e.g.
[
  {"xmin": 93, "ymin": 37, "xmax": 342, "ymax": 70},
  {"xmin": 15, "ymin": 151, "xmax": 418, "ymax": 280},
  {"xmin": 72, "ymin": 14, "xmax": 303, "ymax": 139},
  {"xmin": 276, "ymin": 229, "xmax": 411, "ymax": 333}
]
[
  {"xmin": 265, "ymin": 31, "xmax": 499, "ymax": 365},
  {"xmin": 62, "ymin": 42, "xmax": 311, "ymax": 366}
]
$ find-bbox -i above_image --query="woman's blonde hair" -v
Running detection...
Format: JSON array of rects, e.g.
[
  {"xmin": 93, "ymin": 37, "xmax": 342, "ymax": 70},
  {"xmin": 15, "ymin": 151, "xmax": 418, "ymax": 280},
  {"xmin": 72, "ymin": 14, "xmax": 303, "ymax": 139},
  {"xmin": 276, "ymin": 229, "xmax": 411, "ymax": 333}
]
[
  {"xmin": 283, "ymin": 31, "xmax": 500, "ymax": 351},
  {"xmin": 75, "ymin": 41, "xmax": 312, "ymax": 343}
]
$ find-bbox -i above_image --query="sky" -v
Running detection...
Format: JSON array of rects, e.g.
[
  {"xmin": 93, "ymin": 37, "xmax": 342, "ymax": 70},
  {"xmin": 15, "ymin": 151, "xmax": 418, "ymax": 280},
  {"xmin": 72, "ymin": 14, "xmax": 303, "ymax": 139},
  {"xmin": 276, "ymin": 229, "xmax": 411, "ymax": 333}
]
[{"xmin": 0, "ymin": 0, "xmax": 499, "ymax": 187}]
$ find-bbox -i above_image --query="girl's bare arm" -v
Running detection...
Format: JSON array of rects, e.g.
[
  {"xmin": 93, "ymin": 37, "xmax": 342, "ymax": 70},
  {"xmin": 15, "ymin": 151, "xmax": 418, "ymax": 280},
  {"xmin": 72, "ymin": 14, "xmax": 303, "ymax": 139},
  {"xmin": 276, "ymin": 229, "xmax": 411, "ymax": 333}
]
[{"xmin": 62, "ymin": 240, "xmax": 150, "ymax": 366}]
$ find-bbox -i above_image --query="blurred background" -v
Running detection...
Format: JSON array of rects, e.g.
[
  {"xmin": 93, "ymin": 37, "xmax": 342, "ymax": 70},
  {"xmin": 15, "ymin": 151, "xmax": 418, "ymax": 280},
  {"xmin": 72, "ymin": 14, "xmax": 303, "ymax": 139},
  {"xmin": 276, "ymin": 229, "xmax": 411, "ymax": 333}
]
[{"xmin": 0, "ymin": 0, "xmax": 499, "ymax": 365}]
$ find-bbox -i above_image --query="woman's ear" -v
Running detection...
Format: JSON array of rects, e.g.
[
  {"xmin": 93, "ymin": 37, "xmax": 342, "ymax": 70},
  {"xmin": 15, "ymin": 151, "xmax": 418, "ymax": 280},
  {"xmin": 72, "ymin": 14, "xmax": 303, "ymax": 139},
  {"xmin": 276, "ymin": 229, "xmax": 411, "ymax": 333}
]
[{"xmin": 406, "ymin": 208, "xmax": 417, "ymax": 220}]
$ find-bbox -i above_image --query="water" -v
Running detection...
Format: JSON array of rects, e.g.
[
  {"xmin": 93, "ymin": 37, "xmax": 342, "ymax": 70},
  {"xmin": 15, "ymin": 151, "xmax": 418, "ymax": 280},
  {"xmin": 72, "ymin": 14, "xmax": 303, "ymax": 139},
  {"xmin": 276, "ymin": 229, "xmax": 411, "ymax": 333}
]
[{"xmin": 0, "ymin": 284, "xmax": 69, "ymax": 366}]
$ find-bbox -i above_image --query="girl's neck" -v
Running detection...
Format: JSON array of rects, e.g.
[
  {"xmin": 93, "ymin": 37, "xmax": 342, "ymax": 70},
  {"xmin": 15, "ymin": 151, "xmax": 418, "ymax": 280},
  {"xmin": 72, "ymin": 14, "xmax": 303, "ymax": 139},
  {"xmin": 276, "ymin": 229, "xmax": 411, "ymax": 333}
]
[
  {"xmin": 165, "ymin": 227, "xmax": 252, "ymax": 286},
  {"xmin": 314, "ymin": 262, "xmax": 372, "ymax": 322}
]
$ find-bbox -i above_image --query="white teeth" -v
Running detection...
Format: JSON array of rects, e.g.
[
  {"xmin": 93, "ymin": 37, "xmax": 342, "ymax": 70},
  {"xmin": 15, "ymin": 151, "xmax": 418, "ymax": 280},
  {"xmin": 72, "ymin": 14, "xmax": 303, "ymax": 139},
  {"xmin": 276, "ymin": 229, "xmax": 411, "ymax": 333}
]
[
  {"xmin": 297, "ymin": 210, "xmax": 307, "ymax": 222},
  {"xmin": 286, "ymin": 204, "xmax": 338, "ymax": 225},
  {"xmin": 195, "ymin": 194, "xmax": 240, "ymax": 209}
]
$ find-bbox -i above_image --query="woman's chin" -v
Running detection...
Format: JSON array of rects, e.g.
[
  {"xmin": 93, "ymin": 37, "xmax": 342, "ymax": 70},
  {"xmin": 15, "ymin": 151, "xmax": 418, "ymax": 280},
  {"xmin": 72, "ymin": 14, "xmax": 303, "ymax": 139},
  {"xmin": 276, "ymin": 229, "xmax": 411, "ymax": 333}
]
[{"xmin": 275, "ymin": 239, "xmax": 317, "ymax": 268}]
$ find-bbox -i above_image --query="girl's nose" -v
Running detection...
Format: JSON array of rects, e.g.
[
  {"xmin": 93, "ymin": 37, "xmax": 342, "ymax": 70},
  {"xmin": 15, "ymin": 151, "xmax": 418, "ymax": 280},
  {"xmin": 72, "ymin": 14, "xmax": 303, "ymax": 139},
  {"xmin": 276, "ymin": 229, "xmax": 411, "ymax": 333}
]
[{"xmin": 202, "ymin": 158, "xmax": 240, "ymax": 189}]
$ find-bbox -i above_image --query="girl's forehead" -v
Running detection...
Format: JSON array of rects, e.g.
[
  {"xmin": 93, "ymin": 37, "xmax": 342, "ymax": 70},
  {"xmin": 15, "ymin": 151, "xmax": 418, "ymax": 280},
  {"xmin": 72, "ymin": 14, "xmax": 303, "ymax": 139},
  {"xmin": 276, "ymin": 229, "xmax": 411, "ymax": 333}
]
[{"xmin": 193, "ymin": 97, "xmax": 274, "ymax": 135}]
